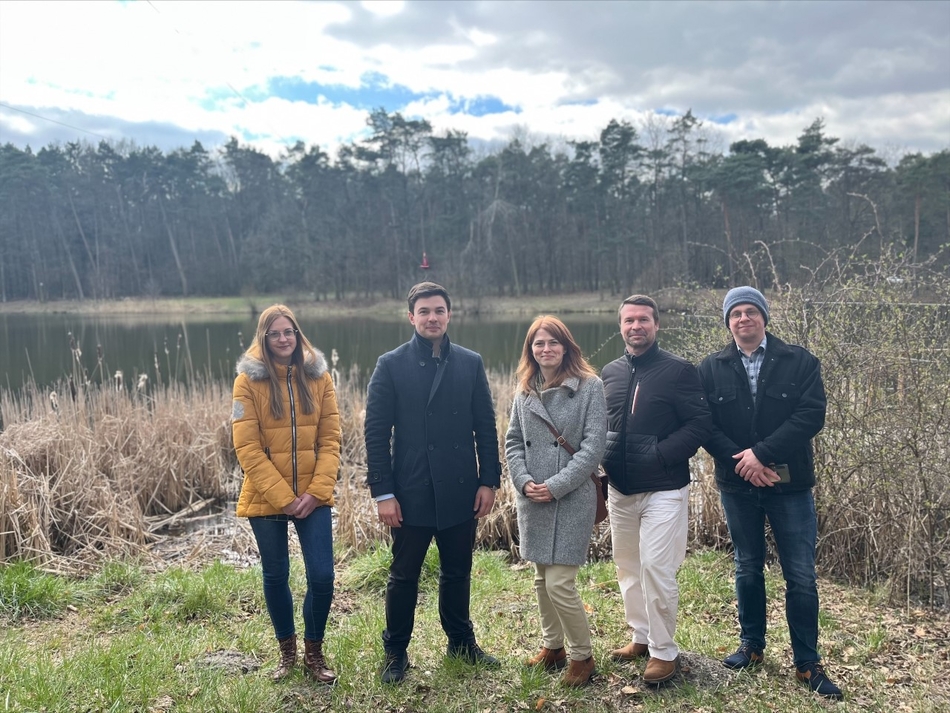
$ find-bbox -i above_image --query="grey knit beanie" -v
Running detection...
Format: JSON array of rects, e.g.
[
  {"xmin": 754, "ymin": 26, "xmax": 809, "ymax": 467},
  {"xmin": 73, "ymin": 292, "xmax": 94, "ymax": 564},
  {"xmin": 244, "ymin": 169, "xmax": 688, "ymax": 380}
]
[{"xmin": 723, "ymin": 286, "xmax": 769, "ymax": 326}]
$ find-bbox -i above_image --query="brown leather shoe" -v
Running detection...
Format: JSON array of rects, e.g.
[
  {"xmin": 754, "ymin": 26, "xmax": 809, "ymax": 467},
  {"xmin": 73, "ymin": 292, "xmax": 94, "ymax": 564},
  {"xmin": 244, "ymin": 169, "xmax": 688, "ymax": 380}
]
[
  {"xmin": 272, "ymin": 635, "xmax": 297, "ymax": 681},
  {"xmin": 610, "ymin": 641, "xmax": 649, "ymax": 661},
  {"xmin": 303, "ymin": 639, "xmax": 337, "ymax": 685},
  {"xmin": 561, "ymin": 656, "xmax": 596, "ymax": 687},
  {"xmin": 525, "ymin": 646, "xmax": 567, "ymax": 671},
  {"xmin": 643, "ymin": 655, "xmax": 680, "ymax": 684}
]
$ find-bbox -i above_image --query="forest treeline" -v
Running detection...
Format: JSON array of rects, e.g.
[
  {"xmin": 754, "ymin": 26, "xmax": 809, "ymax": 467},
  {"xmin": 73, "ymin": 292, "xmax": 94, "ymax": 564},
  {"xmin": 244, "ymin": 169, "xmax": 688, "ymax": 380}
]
[{"xmin": 1, "ymin": 109, "xmax": 947, "ymax": 303}]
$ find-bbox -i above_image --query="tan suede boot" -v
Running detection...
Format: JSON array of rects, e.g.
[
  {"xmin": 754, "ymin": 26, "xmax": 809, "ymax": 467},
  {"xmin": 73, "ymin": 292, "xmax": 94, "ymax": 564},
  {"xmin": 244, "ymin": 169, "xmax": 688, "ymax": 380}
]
[
  {"xmin": 525, "ymin": 646, "xmax": 567, "ymax": 671},
  {"xmin": 272, "ymin": 635, "xmax": 297, "ymax": 681},
  {"xmin": 610, "ymin": 641, "xmax": 649, "ymax": 661},
  {"xmin": 643, "ymin": 655, "xmax": 680, "ymax": 684},
  {"xmin": 561, "ymin": 656, "xmax": 595, "ymax": 687},
  {"xmin": 303, "ymin": 639, "xmax": 337, "ymax": 685}
]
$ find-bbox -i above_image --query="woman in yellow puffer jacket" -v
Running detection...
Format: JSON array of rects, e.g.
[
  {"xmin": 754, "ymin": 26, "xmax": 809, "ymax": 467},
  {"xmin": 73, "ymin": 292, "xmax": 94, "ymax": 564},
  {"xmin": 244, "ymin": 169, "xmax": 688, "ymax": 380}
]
[{"xmin": 232, "ymin": 304, "xmax": 341, "ymax": 685}]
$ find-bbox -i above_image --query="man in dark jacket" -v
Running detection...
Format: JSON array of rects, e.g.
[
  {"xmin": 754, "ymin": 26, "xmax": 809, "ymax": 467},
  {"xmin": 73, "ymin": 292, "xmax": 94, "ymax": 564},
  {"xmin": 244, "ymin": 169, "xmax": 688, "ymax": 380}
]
[
  {"xmin": 601, "ymin": 295, "xmax": 711, "ymax": 684},
  {"xmin": 698, "ymin": 286, "xmax": 843, "ymax": 700},
  {"xmin": 365, "ymin": 281, "xmax": 502, "ymax": 684}
]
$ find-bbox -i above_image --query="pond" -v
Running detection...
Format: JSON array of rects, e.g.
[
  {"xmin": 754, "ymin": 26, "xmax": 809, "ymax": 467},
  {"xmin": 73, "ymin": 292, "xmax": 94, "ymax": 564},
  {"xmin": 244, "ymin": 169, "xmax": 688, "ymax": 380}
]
[{"xmin": 0, "ymin": 311, "xmax": 682, "ymax": 390}]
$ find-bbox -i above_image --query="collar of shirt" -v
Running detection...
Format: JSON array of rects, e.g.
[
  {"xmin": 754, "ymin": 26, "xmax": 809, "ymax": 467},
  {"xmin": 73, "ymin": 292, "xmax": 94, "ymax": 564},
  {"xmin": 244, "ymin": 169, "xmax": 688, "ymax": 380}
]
[{"xmin": 735, "ymin": 335, "xmax": 767, "ymax": 358}]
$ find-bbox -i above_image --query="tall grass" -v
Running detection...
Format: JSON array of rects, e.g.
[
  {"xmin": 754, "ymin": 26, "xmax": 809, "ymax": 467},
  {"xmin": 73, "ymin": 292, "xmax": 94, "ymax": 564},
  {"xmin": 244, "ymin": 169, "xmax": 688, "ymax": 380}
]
[{"xmin": 1, "ymin": 250, "xmax": 947, "ymax": 607}]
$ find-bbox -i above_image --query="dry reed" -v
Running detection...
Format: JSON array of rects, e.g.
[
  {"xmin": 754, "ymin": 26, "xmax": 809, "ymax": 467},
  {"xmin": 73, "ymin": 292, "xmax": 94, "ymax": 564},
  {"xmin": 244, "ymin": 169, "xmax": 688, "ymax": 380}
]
[
  {"xmin": 0, "ymin": 378, "xmax": 234, "ymax": 571},
  {"xmin": 2, "ymin": 256, "xmax": 947, "ymax": 608}
]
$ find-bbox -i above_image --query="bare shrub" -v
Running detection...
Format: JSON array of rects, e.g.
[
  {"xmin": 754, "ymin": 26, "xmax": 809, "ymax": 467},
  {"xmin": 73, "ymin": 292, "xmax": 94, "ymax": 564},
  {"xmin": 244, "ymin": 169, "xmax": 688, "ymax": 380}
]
[
  {"xmin": 791, "ymin": 249, "xmax": 950, "ymax": 608},
  {"xmin": 665, "ymin": 244, "xmax": 950, "ymax": 608}
]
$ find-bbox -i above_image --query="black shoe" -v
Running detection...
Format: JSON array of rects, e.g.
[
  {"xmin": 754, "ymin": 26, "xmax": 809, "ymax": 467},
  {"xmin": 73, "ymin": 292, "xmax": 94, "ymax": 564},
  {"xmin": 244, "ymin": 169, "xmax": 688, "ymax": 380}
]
[
  {"xmin": 722, "ymin": 643, "xmax": 764, "ymax": 670},
  {"xmin": 446, "ymin": 641, "xmax": 501, "ymax": 668},
  {"xmin": 796, "ymin": 661, "xmax": 843, "ymax": 700},
  {"xmin": 380, "ymin": 650, "xmax": 409, "ymax": 684}
]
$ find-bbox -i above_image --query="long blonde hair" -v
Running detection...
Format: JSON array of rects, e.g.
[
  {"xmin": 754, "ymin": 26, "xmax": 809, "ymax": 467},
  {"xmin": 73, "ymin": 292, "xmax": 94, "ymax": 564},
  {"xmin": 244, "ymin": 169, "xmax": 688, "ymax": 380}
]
[
  {"xmin": 515, "ymin": 315, "xmax": 596, "ymax": 394},
  {"xmin": 252, "ymin": 304, "xmax": 318, "ymax": 420}
]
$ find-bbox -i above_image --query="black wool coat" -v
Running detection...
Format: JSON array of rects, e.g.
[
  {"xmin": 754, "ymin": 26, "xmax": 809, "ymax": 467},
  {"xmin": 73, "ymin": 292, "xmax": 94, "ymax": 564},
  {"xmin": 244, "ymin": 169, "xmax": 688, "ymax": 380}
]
[{"xmin": 364, "ymin": 332, "xmax": 502, "ymax": 530}]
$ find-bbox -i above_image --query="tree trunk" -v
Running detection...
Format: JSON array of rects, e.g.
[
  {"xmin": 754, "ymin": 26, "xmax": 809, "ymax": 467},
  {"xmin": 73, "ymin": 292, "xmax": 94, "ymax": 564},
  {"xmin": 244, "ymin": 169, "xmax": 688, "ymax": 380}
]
[{"xmin": 159, "ymin": 196, "xmax": 189, "ymax": 296}]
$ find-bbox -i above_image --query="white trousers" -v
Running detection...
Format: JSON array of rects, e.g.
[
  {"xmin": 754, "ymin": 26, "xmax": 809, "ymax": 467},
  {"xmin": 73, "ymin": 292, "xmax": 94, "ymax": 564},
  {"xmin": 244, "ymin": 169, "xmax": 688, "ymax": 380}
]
[
  {"xmin": 608, "ymin": 484, "xmax": 689, "ymax": 661},
  {"xmin": 534, "ymin": 563, "xmax": 592, "ymax": 660}
]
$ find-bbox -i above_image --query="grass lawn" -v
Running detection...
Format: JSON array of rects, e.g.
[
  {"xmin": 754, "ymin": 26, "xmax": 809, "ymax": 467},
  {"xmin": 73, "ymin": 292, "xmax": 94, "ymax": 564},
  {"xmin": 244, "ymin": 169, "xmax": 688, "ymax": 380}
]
[{"xmin": 1, "ymin": 546, "xmax": 947, "ymax": 713}]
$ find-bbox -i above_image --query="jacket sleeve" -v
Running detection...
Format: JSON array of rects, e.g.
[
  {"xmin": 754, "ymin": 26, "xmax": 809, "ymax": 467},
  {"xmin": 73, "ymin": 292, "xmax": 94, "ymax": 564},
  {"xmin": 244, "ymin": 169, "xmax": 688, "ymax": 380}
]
[
  {"xmin": 656, "ymin": 362, "xmax": 713, "ymax": 467},
  {"xmin": 698, "ymin": 355, "xmax": 743, "ymax": 464},
  {"xmin": 752, "ymin": 350, "xmax": 826, "ymax": 465},
  {"xmin": 472, "ymin": 356, "xmax": 502, "ymax": 488},
  {"xmin": 306, "ymin": 373, "xmax": 341, "ymax": 504},
  {"xmin": 232, "ymin": 374, "xmax": 296, "ymax": 511},
  {"xmin": 505, "ymin": 395, "xmax": 532, "ymax": 495},
  {"xmin": 364, "ymin": 356, "xmax": 396, "ymax": 498},
  {"xmin": 545, "ymin": 378, "xmax": 607, "ymax": 501}
]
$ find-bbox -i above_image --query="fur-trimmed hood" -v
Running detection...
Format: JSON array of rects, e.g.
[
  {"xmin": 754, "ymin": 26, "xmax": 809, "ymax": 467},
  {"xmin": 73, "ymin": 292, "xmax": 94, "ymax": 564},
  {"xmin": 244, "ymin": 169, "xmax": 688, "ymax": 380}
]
[{"xmin": 235, "ymin": 346, "xmax": 328, "ymax": 381}]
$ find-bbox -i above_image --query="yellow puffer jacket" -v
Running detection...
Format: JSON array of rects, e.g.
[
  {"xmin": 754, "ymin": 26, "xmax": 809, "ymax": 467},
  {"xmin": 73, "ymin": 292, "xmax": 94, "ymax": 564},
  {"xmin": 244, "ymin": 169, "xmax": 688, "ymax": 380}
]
[{"xmin": 232, "ymin": 345, "xmax": 341, "ymax": 517}]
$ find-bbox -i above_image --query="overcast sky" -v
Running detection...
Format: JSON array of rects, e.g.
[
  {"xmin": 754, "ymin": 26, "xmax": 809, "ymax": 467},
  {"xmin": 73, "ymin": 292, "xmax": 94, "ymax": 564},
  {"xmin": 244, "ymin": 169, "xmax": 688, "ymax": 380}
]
[{"xmin": 1, "ymin": 0, "xmax": 948, "ymax": 160}]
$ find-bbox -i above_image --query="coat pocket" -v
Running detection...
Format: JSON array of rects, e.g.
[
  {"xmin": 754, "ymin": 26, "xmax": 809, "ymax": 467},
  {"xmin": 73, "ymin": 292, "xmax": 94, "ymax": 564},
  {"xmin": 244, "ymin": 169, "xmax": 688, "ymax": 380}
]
[{"xmin": 625, "ymin": 433, "xmax": 664, "ymax": 476}]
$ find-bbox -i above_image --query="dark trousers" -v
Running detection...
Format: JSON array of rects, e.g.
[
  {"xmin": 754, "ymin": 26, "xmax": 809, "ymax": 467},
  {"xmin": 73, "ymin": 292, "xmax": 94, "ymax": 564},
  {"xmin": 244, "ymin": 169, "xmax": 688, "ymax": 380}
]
[{"xmin": 383, "ymin": 518, "xmax": 477, "ymax": 653}]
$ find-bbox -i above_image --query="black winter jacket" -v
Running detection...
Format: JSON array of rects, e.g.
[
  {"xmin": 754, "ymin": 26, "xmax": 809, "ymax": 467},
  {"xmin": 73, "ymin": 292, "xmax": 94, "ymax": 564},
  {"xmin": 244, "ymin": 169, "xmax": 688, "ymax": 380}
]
[
  {"xmin": 601, "ymin": 341, "xmax": 712, "ymax": 495},
  {"xmin": 697, "ymin": 332, "xmax": 826, "ymax": 493}
]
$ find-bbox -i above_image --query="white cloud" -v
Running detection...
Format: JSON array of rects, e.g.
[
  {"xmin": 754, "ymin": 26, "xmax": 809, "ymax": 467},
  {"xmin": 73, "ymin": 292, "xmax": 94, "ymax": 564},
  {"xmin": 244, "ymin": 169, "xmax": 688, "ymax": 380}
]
[{"xmin": 1, "ymin": 0, "xmax": 946, "ymax": 156}]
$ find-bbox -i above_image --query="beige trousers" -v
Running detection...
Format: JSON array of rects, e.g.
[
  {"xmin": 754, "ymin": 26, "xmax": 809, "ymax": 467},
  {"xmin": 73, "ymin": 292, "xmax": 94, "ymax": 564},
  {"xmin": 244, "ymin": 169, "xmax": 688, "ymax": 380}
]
[{"xmin": 534, "ymin": 562, "xmax": 593, "ymax": 660}]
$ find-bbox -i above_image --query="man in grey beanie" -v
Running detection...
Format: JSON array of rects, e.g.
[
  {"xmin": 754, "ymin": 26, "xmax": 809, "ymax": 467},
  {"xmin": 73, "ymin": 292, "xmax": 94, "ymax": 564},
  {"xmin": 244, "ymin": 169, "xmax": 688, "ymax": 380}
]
[{"xmin": 697, "ymin": 287, "xmax": 843, "ymax": 700}]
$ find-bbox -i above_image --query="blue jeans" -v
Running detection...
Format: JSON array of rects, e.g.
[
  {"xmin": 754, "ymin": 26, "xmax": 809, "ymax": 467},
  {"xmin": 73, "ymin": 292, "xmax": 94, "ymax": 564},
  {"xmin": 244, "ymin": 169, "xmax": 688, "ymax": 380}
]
[
  {"xmin": 249, "ymin": 507, "xmax": 334, "ymax": 642},
  {"xmin": 720, "ymin": 488, "xmax": 820, "ymax": 666}
]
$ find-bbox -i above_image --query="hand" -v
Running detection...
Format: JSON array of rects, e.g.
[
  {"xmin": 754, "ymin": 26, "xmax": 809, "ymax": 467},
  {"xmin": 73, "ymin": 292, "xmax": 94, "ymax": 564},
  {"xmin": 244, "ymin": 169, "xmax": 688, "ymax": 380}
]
[
  {"xmin": 473, "ymin": 485, "xmax": 496, "ymax": 518},
  {"xmin": 732, "ymin": 448, "xmax": 779, "ymax": 488},
  {"xmin": 523, "ymin": 481, "xmax": 553, "ymax": 503},
  {"xmin": 377, "ymin": 498, "xmax": 403, "ymax": 528},
  {"xmin": 294, "ymin": 493, "xmax": 319, "ymax": 518},
  {"xmin": 281, "ymin": 497, "xmax": 303, "ymax": 517}
]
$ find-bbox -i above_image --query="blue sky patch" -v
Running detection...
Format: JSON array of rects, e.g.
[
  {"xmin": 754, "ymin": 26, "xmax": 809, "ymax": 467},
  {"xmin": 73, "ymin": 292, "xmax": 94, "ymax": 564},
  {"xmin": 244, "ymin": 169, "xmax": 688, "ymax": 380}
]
[
  {"xmin": 237, "ymin": 73, "xmax": 431, "ymax": 110},
  {"xmin": 446, "ymin": 96, "xmax": 518, "ymax": 116},
  {"xmin": 558, "ymin": 98, "xmax": 599, "ymax": 107},
  {"xmin": 709, "ymin": 113, "xmax": 737, "ymax": 125}
]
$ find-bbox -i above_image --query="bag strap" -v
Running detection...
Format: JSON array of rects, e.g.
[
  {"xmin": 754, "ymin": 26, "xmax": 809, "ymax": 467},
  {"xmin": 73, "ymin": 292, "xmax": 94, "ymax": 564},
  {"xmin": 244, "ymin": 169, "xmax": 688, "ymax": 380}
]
[{"xmin": 541, "ymin": 419, "xmax": 577, "ymax": 456}]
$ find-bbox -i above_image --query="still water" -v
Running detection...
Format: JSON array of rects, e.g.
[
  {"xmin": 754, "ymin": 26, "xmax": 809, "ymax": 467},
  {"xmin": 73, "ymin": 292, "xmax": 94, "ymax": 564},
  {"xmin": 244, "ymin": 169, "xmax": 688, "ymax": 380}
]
[{"xmin": 1, "ymin": 312, "xmax": 648, "ymax": 390}]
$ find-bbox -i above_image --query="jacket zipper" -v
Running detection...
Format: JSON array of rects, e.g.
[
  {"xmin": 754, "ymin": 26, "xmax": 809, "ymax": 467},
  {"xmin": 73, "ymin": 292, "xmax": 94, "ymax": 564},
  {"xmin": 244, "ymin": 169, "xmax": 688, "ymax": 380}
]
[
  {"xmin": 287, "ymin": 366, "xmax": 298, "ymax": 496},
  {"xmin": 618, "ymin": 361, "xmax": 637, "ymax": 478}
]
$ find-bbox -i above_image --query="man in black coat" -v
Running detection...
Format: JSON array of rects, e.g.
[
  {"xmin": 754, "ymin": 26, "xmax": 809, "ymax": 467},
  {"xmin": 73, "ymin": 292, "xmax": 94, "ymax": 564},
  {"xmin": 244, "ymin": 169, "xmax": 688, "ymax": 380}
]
[
  {"xmin": 698, "ymin": 286, "xmax": 843, "ymax": 700},
  {"xmin": 601, "ymin": 295, "xmax": 711, "ymax": 684},
  {"xmin": 365, "ymin": 281, "xmax": 502, "ymax": 684}
]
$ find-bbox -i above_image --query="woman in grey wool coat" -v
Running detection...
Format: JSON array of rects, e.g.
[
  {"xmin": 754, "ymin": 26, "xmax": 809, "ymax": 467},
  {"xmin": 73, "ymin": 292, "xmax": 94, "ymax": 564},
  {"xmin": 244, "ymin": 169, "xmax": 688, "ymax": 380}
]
[{"xmin": 506, "ymin": 315, "xmax": 607, "ymax": 687}]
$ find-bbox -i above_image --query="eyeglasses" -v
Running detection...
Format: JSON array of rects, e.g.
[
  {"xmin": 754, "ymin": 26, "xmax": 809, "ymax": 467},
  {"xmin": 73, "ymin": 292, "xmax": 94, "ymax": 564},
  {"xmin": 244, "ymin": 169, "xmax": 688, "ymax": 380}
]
[
  {"xmin": 265, "ymin": 328, "xmax": 298, "ymax": 341},
  {"xmin": 729, "ymin": 308, "xmax": 761, "ymax": 321}
]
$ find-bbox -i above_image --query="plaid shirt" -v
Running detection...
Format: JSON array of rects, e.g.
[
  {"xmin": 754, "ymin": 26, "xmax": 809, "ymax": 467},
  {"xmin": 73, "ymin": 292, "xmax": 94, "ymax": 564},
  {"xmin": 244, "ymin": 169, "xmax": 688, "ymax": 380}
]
[{"xmin": 738, "ymin": 336, "xmax": 767, "ymax": 397}]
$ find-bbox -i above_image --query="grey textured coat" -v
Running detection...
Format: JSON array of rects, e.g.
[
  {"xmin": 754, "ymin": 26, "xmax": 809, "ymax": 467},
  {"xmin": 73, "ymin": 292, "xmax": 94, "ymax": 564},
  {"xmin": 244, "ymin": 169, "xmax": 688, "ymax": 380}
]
[{"xmin": 506, "ymin": 376, "xmax": 607, "ymax": 565}]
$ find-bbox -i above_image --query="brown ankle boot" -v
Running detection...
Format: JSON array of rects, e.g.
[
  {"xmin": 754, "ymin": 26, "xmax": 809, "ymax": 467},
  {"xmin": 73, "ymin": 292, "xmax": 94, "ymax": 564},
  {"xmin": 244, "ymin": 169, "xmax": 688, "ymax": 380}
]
[
  {"xmin": 525, "ymin": 646, "xmax": 567, "ymax": 671},
  {"xmin": 610, "ymin": 641, "xmax": 649, "ymax": 661},
  {"xmin": 303, "ymin": 639, "xmax": 337, "ymax": 685},
  {"xmin": 561, "ymin": 656, "xmax": 595, "ymax": 687},
  {"xmin": 272, "ymin": 635, "xmax": 297, "ymax": 681}
]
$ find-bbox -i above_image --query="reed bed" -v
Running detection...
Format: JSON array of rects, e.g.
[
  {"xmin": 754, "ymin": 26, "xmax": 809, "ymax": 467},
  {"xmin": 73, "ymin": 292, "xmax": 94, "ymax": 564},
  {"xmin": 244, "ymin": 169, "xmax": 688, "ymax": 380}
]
[
  {"xmin": 1, "ymin": 251, "xmax": 948, "ymax": 607},
  {"xmin": 0, "ymin": 379, "xmax": 234, "ymax": 571}
]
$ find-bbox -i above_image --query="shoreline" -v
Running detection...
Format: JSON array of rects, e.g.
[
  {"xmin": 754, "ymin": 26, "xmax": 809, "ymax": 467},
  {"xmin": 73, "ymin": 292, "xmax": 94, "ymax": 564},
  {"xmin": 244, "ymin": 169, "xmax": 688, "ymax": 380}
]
[{"xmin": 0, "ymin": 288, "xmax": 712, "ymax": 317}]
